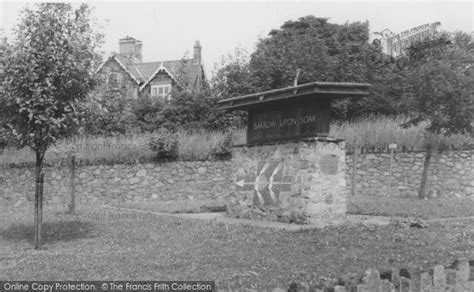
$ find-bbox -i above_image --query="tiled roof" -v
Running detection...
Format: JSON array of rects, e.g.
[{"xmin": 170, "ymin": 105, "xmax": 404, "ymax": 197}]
[{"xmin": 98, "ymin": 53, "xmax": 205, "ymax": 91}]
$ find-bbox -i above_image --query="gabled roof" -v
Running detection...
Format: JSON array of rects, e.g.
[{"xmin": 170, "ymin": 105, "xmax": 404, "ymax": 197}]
[
  {"xmin": 95, "ymin": 53, "xmax": 141, "ymax": 85},
  {"xmin": 95, "ymin": 53, "xmax": 205, "ymax": 92},
  {"xmin": 139, "ymin": 62, "xmax": 182, "ymax": 91}
]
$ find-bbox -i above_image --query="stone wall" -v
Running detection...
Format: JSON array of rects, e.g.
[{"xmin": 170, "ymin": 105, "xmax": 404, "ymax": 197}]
[
  {"xmin": 226, "ymin": 258, "xmax": 474, "ymax": 292},
  {"xmin": 1, "ymin": 148, "xmax": 472, "ymax": 206},
  {"xmin": 228, "ymin": 139, "xmax": 348, "ymax": 224},
  {"xmin": 346, "ymin": 149, "xmax": 474, "ymax": 198},
  {"xmin": 0, "ymin": 161, "xmax": 232, "ymax": 205}
]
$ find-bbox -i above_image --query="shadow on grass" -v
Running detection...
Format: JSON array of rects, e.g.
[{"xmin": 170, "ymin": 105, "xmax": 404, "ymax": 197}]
[{"xmin": 0, "ymin": 221, "xmax": 97, "ymax": 245}]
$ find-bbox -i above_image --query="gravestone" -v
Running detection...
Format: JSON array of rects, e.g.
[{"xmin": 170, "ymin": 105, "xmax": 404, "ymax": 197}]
[{"xmin": 218, "ymin": 81, "xmax": 370, "ymax": 223}]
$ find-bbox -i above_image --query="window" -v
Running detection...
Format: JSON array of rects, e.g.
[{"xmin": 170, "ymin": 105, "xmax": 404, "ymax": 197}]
[
  {"xmin": 107, "ymin": 72, "xmax": 122, "ymax": 90},
  {"xmin": 151, "ymin": 83, "xmax": 172, "ymax": 100}
]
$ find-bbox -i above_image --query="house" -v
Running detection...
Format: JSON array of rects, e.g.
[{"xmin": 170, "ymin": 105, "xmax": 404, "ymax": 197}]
[{"xmin": 95, "ymin": 36, "xmax": 206, "ymax": 99}]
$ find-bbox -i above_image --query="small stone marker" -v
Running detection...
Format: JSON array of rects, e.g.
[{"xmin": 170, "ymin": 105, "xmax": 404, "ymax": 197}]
[
  {"xmin": 363, "ymin": 268, "xmax": 381, "ymax": 291},
  {"xmin": 408, "ymin": 267, "xmax": 422, "ymax": 291},
  {"xmin": 380, "ymin": 279, "xmax": 393, "ymax": 292},
  {"xmin": 356, "ymin": 284, "xmax": 368, "ymax": 292},
  {"xmin": 400, "ymin": 276, "xmax": 410, "ymax": 292},
  {"xmin": 433, "ymin": 264, "xmax": 446, "ymax": 287},
  {"xmin": 452, "ymin": 258, "xmax": 470, "ymax": 282},
  {"xmin": 420, "ymin": 272, "xmax": 433, "ymax": 289},
  {"xmin": 445, "ymin": 268, "xmax": 456, "ymax": 284}
]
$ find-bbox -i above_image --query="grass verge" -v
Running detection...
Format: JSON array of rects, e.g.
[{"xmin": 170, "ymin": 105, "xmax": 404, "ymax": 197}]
[
  {"xmin": 347, "ymin": 195, "xmax": 474, "ymax": 219},
  {"xmin": 0, "ymin": 203, "xmax": 473, "ymax": 290}
]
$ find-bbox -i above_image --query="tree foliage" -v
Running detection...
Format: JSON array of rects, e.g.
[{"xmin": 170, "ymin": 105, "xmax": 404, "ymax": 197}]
[
  {"xmin": 249, "ymin": 16, "xmax": 371, "ymax": 91},
  {"xmin": 211, "ymin": 16, "xmax": 376, "ymax": 120},
  {"xmin": 395, "ymin": 31, "xmax": 474, "ymax": 198},
  {"xmin": 3, "ymin": 3, "xmax": 103, "ymax": 151}
]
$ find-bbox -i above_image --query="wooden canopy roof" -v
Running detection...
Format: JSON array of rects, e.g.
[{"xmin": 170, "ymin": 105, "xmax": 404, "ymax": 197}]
[{"xmin": 217, "ymin": 81, "xmax": 371, "ymax": 110}]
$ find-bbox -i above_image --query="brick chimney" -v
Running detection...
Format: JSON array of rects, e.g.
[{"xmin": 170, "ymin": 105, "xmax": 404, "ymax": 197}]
[
  {"xmin": 119, "ymin": 36, "xmax": 142, "ymax": 63},
  {"xmin": 134, "ymin": 40, "xmax": 142, "ymax": 63},
  {"xmin": 193, "ymin": 40, "xmax": 201, "ymax": 65}
]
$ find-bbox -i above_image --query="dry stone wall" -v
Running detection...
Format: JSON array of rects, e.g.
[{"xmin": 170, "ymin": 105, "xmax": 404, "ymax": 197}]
[
  {"xmin": 0, "ymin": 161, "xmax": 232, "ymax": 205},
  {"xmin": 0, "ymin": 149, "xmax": 472, "ymax": 205},
  {"xmin": 346, "ymin": 149, "xmax": 474, "ymax": 198}
]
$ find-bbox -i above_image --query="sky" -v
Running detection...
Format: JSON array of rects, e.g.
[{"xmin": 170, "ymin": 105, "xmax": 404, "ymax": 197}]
[{"xmin": 1, "ymin": 0, "xmax": 473, "ymax": 78}]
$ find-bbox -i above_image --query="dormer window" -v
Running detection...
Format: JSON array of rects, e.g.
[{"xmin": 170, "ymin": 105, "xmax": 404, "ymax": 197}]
[{"xmin": 151, "ymin": 83, "xmax": 171, "ymax": 100}]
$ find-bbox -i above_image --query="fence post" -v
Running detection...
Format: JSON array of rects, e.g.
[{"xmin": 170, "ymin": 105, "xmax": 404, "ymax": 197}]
[
  {"xmin": 68, "ymin": 153, "xmax": 76, "ymax": 214},
  {"xmin": 388, "ymin": 143, "xmax": 397, "ymax": 196},
  {"xmin": 351, "ymin": 141, "xmax": 358, "ymax": 196}
]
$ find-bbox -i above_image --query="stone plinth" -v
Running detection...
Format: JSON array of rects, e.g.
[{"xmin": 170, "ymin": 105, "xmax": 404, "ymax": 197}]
[{"xmin": 228, "ymin": 138, "xmax": 347, "ymax": 224}]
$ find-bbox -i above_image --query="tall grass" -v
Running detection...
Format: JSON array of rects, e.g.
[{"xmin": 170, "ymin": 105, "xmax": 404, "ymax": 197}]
[
  {"xmin": 330, "ymin": 116, "xmax": 473, "ymax": 151},
  {"xmin": 1, "ymin": 116, "xmax": 472, "ymax": 166}
]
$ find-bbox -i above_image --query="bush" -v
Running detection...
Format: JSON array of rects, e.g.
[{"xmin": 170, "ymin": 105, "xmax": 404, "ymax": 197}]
[
  {"xmin": 210, "ymin": 131, "xmax": 233, "ymax": 160},
  {"xmin": 148, "ymin": 128, "xmax": 178, "ymax": 161}
]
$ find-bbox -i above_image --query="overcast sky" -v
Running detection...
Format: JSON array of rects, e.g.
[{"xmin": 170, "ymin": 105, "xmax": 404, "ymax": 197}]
[{"xmin": 1, "ymin": 1, "xmax": 473, "ymax": 78}]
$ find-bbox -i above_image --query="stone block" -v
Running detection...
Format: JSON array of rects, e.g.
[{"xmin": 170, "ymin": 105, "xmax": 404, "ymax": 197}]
[
  {"xmin": 469, "ymin": 260, "xmax": 474, "ymax": 280},
  {"xmin": 451, "ymin": 259, "xmax": 470, "ymax": 282},
  {"xmin": 391, "ymin": 268, "xmax": 400, "ymax": 289},
  {"xmin": 420, "ymin": 272, "xmax": 433, "ymax": 290},
  {"xmin": 433, "ymin": 265, "xmax": 446, "ymax": 287},
  {"xmin": 445, "ymin": 269, "xmax": 456, "ymax": 284},
  {"xmin": 379, "ymin": 279, "xmax": 393, "ymax": 292},
  {"xmin": 362, "ymin": 269, "xmax": 380, "ymax": 291},
  {"xmin": 400, "ymin": 277, "xmax": 410, "ymax": 292},
  {"xmin": 409, "ymin": 267, "xmax": 421, "ymax": 291},
  {"xmin": 129, "ymin": 177, "xmax": 140, "ymax": 184},
  {"xmin": 136, "ymin": 169, "xmax": 147, "ymax": 177}
]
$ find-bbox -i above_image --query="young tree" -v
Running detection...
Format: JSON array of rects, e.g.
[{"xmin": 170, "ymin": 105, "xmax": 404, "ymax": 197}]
[
  {"xmin": 2, "ymin": 3, "xmax": 103, "ymax": 249},
  {"xmin": 402, "ymin": 32, "xmax": 474, "ymax": 198}
]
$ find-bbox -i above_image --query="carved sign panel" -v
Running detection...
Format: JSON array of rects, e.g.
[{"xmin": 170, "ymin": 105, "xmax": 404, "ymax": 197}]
[{"xmin": 247, "ymin": 98, "xmax": 331, "ymax": 145}]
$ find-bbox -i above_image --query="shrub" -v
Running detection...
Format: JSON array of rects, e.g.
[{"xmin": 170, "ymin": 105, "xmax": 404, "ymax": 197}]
[
  {"xmin": 210, "ymin": 131, "xmax": 233, "ymax": 160},
  {"xmin": 148, "ymin": 128, "xmax": 178, "ymax": 162}
]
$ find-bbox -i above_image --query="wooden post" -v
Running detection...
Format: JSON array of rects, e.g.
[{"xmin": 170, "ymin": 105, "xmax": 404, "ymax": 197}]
[
  {"xmin": 69, "ymin": 154, "xmax": 76, "ymax": 214},
  {"xmin": 388, "ymin": 149, "xmax": 393, "ymax": 196},
  {"xmin": 388, "ymin": 143, "xmax": 397, "ymax": 196},
  {"xmin": 351, "ymin": 142, "xmax": 358, "ymax": 196}
]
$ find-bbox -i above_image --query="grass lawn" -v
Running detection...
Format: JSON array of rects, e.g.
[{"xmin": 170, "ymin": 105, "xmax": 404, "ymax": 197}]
[
  {"xmin": 347, "ymin": 195, "xmax": 474, "ymax": 219},
  {"xmin": 112, "ymin": 195, "xmax": 474, "ymax": 220},
  {"xmin": 113, "ymin": 199, "xmax": 227, "ymax": 214},
  {"xmin": 0, "ymin": 202, "xmax": 473, "ymax": 290}
]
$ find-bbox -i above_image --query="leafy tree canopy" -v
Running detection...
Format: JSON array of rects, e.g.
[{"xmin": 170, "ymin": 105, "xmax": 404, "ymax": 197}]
[
  {"xmin": 2, "ymin": 3, "xmax": 103, "ymax": 153},
  {"xmin": 249, "ymin": 16, "xmax": 371, "ymax": 91}
]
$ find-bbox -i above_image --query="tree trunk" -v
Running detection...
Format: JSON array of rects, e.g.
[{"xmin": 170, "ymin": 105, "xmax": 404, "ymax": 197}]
[
  {"xmin": 68, "ymin": 154, "xmax": 76, "ymax": 214},
  {"xmin": 34, "ymin": 150, "xmax": 45, "ymax": 250},
  {"xmin": 418, "ymin": 143, "xmax": 432, "ymax": 199}
]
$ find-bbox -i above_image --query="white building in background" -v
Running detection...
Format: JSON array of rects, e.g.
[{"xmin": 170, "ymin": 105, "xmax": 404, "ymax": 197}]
[{"xmin": 374, "ymin": 22, "xmax": 442, "ymax": 57}]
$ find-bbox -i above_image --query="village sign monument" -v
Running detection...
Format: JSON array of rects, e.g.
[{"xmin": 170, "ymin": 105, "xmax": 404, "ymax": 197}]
[{"xmin": 218, "ymin": 81, "xmax": 371, "ymax": 223}]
